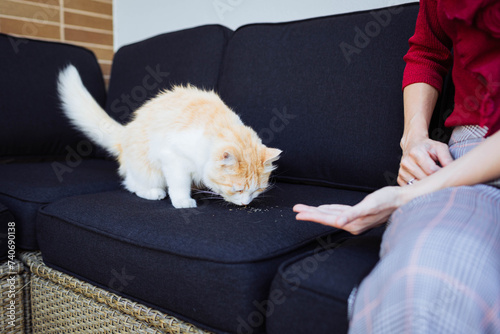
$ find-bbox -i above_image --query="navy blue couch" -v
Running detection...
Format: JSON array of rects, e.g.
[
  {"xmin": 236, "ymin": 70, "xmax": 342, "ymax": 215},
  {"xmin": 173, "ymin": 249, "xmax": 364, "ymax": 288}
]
[{"xmin": 0, "ymin": 3, "xmax": 426, "ymax": 333}]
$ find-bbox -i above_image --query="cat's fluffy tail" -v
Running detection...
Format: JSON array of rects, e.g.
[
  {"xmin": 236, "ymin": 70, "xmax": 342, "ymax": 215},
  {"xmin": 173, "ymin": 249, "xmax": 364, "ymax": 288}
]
[{"xmin": 57, "ymin": 64, "xmax": 124, "ymax": 157}]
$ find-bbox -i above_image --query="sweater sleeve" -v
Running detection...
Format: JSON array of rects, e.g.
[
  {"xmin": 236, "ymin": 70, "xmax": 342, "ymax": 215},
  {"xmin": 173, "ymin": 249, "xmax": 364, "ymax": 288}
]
[{"xmin": 402, "ymin": 0, "xmax": 453, "ymax": 93}]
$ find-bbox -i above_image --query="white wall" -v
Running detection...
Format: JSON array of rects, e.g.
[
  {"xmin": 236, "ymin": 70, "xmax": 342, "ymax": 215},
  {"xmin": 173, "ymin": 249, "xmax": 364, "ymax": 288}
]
[{"xmin": 114, "ymin": 0, "xmax": 417, "ymax": 51}]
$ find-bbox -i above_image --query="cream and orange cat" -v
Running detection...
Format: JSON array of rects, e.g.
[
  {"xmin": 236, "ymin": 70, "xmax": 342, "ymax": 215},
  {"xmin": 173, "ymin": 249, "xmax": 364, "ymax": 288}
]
[{"xmin": 58, "ymin": 65, "xmax": 281, "ymax": 208}]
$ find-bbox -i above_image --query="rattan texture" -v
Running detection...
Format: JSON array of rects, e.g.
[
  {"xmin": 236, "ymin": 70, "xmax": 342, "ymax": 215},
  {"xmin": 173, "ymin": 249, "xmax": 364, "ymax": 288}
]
[
  {"xmin": 1, "ymin": 259, "xmax": 27, "ymax": 334},
  {"xmin": 20, "ymin": 252, "xmax": 211, "ymax": 334}
]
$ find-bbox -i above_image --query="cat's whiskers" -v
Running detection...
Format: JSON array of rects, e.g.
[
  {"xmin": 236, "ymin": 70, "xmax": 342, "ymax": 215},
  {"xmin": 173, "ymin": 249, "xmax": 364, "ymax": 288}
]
[
  {"xmin": 193, "ymin": 189, "xmax": 218, "ymax": 195},
  {"xmin": 202, "ymin": 196, "xmax": 225, "ymax": 201}
]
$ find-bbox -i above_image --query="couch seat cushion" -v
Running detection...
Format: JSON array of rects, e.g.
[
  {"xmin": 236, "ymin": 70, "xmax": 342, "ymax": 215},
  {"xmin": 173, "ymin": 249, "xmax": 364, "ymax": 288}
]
[
  {"xmin": 0, "ymin": 203, "xmax": 14, "ymax": 261},
  {"xmin": 267, "ymin": 226, "xmax": 384, "ymax": 334},
  {"xmin": 37, "ymin": 182, "xmax": 368, "ymax": 333},
  {"xmin": 0, "ymin": 159, "xmax": 121, "ymax": 250}
]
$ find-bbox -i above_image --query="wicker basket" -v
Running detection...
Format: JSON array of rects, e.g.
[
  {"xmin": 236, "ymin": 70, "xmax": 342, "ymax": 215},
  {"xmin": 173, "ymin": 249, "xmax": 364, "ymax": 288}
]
[
  {"xmin": 0, "ymin": 259, "xmax": 28, "ymax": 334},
  {"xmin": 19, "ymin": 252, "xmax": 211, "ymax": 334}
]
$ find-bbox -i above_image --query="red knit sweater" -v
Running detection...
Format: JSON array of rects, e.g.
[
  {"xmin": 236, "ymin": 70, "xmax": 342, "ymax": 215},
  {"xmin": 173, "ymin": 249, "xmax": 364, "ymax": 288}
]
[{"xmin": 402, "ymin": 0, "xmax": 500, "ymax": 136}]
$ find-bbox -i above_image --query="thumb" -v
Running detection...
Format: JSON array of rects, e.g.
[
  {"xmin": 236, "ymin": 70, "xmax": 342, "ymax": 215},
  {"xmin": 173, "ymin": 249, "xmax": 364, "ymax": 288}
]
[
  {"xmin": 334, "ymin": 200, "xmax": 372, "ymax": 227},
  {"xmin": 433, "ymin": 143, "xmax": 454, "ymax": 167}
]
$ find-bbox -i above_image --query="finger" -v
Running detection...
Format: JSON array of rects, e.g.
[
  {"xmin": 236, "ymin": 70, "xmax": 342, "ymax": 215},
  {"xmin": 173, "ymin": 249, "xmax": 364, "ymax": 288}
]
[
  {"xmin": 398, "ymin": 163, "xmax": 424, "ymax": 186},
  {"xmin": 431, "ymin": 143, "xmax": 454, "ymax": 167},
  {"xmin": 415, "ymin": 154, "xmax": 441, "ymax": 175},
  {"xmin": 295, "ymin": 211, "xmax": 340, "ymax": 227},
  {"xmin": 293, "ymin": 204, "xmax": 314, "ymax": 213},
  {"xmin": 295, "ymin": 204, "xmax": 351, "ymax": 215},
  {"xmin": 316, "ymin": 204, "xmax": 351, "ymax": 214},
  {"xmin": 333, "ymin": 198, "xmax": 378, "ymax": 227},
  {"xmin": 297, "ymin": 206, "xmax": 348, "ymax": 219},
  {"xmin": 397, "ymin": 174, "xmax": 408, "ymax": 187},
  {"xmin": 407, "ymin": 148, "xmax": 440, "ymax": 176},
  {"xmin": 398, "ymin": 167, "xmax": 415, "ymax": 186},
  {"xmin": 400, "ymin": 156, "xmax": 428, "ymax": 180},
  {"xmin": 340, "ymin": 211, "xmax": 391, "ymax": 235},
  {"xmin": 317, "ymin": 204, "xmax": 351, "ymax": 210}
]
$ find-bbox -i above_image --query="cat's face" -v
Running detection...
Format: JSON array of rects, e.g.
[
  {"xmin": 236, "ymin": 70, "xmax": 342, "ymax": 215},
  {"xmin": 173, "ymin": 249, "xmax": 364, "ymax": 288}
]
[{"xmin": 204, "ymin": 145, "xmax": 281, "ymax": 206}]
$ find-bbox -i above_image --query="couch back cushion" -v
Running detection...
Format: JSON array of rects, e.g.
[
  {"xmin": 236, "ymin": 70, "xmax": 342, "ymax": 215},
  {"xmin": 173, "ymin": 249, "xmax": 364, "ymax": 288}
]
[
  {"xmin": 105, "ymin": 25, "xmax": 232, "ymax": 124},
  {"xmin": 0, "ymin": 33, "xmax": 106, "ymax": 160},
  {"xmin": 218, "ymin": 4, "xmax": 419, "ymax": 191}
]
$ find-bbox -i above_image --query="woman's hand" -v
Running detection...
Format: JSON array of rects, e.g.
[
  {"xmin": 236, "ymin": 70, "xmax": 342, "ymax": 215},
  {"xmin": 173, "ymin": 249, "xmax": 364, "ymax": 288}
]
[
  {"xmin": 295, "ymin": 129, "xmax": 500, "ymax": 235},
  {"xmin": 294, "ymin": 186, "xmax": 412, "ymax": 235},
  {"xmin": 397, "ymin": 83, "xmax": 453, "ymax": 186},
  {"xmin": 398, "ymin": 136, "xmax": 453, "ymax": 186}
]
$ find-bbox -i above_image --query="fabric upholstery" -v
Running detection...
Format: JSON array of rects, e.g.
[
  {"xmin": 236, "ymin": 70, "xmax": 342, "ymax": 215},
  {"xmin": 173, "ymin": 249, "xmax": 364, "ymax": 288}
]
[
  {"xmin": 0, "ymin": 33, "xmax": 106, "ymax": 159},
  {"xmin": 218, "ymin": 4, "xmax": 419, "ymax": 191},
  {"xmin": 105, "ymin": 25, "xmax": 232, "ymax": 124},
  {"xmin": 0, "ymin": 160, "xmax": 121, "ymax": 250},
  {"xmin": 267, "ymin": 226, "xmax": 385, "ymax": 334},
  {"xmin": 37, "ymin": 183, "xmax": 367, "ymax": 333}
]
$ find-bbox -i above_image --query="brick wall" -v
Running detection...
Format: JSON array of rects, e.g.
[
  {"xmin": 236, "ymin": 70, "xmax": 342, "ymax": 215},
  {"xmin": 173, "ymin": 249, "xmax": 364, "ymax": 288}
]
[{"xmin": 0, "ymin": 0, "xmax": 113, "ymax": 84}]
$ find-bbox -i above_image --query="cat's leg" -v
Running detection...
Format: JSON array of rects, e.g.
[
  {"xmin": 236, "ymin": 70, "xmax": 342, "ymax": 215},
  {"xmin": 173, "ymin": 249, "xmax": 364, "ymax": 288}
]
[
  {"xmin": 135, "ymin": 187, "xmax": 166, "ymax": 200},
  {"xmin": 162, "ymin": 164, "xmax": 197, "ymax": 209},
  {"xmin": 121, "ymin": 163, "xmax": 166, "ymax": 200}
]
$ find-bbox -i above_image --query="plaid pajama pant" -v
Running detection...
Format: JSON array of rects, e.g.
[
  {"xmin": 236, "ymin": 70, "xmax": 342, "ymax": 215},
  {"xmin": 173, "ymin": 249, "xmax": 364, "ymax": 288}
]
[{"xmin": 349, "ymin": 126, "xmax": 500, "ymax": 334}]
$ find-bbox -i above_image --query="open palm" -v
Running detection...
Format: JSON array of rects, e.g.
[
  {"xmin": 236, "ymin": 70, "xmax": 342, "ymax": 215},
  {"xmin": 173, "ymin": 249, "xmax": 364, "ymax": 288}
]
[{"xmin": 294, "ymin": 186, "xmax": 408, "ymax": 235}]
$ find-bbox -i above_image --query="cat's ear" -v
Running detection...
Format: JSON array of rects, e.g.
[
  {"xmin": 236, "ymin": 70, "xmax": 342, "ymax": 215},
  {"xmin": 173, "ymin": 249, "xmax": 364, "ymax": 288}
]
[
  {"xmin": 264, "ymin": 148, "xmax": 282, "ymax": 164},
  {"xmin": 219, "ymin": 151, "xmax": 237, "ymax": 167},
  {"xmin": 263, "ymin": 148, "xmax": 282, "ymax": 172}
]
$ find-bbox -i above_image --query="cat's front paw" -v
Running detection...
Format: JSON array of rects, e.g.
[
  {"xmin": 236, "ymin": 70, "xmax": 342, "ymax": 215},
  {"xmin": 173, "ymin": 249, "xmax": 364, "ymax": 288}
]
[
  {"xmin": 171, "ymin": 198, "xmax": 197, "ymax": 209},
  {"xmin": 136, "ymin": 188, "xmax": 167, "ymax": 200}
]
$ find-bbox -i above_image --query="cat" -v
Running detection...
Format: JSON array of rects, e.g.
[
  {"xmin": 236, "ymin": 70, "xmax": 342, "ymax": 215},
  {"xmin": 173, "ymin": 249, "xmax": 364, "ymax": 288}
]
[{"xmin": 57, "ymin": 65, "xmax": 281, "ymax": 209}]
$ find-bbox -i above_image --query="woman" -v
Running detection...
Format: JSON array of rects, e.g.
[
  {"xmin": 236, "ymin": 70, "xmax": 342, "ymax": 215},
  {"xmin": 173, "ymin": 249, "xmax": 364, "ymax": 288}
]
[{"xmin": 294, "ymin": 0, "xmax": 500, "ymax": 332}]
